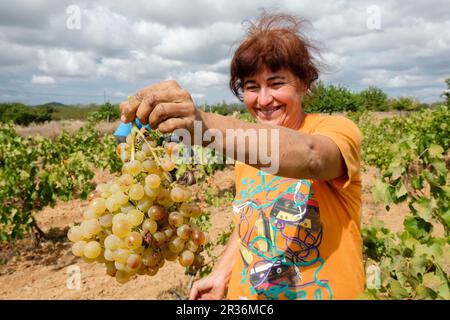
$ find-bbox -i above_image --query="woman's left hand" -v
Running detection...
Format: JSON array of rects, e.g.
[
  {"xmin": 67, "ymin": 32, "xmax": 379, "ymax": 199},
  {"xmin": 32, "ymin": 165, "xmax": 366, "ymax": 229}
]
[{"xmin": 119, "ymin": 80, "xmax": 200, "ymax": 134}]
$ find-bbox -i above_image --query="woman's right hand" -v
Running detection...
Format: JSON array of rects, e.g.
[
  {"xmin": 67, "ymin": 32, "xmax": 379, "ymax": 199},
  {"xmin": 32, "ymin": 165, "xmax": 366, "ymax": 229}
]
[{"xmin": 189, "ymin": 272, "xmax": 229, "ymax": 300}]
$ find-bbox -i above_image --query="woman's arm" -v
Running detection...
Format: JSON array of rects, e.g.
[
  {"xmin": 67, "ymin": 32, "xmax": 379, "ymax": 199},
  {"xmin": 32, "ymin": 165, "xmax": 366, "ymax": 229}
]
[{"xmin": 120, "ymin": 80, "xmax": 345, "ymax": 181}]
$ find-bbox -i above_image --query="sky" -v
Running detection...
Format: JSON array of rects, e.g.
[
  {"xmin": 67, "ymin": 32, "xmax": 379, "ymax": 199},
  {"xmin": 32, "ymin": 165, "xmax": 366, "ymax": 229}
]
[{"xmin": 0, "ymin": 0, "xmax": 449, "ymax": 105}]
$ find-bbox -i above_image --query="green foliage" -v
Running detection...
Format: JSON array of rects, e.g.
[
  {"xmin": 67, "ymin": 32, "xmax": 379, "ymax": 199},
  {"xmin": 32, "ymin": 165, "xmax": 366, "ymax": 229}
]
[
  {"xmin": 87, "ymin": 102, "xmax": 120, "ymax": 123},
  {"xmin": 304, "ymin": 81, "xmax": 362, "ymax": 114},
  {"xmin": 358, "ymin": 106, "xmax": 449, "ymax": 300},
  {"xmin": 203, "ymin": 186, "xmax": 235, "ymax": 207},
  {"xmin": 442, "ymin": 78, "xmax": 450, "ymax": 107},
  {"xmin": 0, "ymin": 102, "xmax": 54, "ymax": 126},
  {"xmin": 0, "ymin": 123, "xmax": 121, "ymax": 241},
  {"xmin": 388, "ymin": 97, "xmax": 423, "ymax": 111},
  {"xmin": 358, "ymin": 106, "xmax": 450, "ymax": 170},
  {"xmin": 358, "ymin": 86, "xmax": 389, "ymax": 111}
]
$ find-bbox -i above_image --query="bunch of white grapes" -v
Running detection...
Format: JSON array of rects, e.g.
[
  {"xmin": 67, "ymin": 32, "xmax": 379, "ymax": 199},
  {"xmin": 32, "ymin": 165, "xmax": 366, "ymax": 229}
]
[{"xmin": 67, "ymin": 127, "xmax": 206, "ymax": 284}]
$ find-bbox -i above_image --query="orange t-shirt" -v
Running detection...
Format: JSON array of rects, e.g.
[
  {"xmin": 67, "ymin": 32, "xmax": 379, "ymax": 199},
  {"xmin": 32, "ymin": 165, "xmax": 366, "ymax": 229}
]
[{"xmin": 226, "ymin": 114, "xmax": 364, "ymax": 300}]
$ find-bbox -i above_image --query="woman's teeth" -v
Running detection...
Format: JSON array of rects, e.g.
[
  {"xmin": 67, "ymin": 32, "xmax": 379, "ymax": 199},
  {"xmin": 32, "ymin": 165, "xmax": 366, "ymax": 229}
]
[{"xmin": 258, "ymin": 106, "xmax": 282, "ymax": 116}]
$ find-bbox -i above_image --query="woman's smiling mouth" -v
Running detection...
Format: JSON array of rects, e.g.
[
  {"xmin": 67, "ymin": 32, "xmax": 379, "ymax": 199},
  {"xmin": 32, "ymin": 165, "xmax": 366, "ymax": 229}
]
[{"xmin": 255, "ymin": 105, "xmax": 285, "ymax": 119}]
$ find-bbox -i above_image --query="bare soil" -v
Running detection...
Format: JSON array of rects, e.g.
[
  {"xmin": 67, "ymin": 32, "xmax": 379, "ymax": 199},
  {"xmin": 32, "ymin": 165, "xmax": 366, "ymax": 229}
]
[{"xmin": 0, "ymin": 165, "xmax": 420, "ymax": 300}]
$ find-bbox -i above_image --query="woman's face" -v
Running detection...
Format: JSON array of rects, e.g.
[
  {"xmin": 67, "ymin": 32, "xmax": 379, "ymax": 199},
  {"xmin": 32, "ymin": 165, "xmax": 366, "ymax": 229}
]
[{"xmin": 242, "ymin": 67, "xmax": 307, "ymax": 129}]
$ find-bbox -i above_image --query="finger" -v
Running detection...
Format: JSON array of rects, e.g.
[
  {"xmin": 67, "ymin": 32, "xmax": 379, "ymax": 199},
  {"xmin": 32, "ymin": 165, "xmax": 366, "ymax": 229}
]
[
  {"xmin": 121, "ymin": 81, "xmax": 184, "ymax": 122},
  {"xmin": 189, "ymin": 283, "xmax": 199, "ymax": 300},
  {"xmin": 157, "ymin": 117, "xmax": 188, "ymax": 134},
  {"xmin": 149, "ymin": 102, "xmax": 191, "ymax": 129},
  {"xmin": 135, "ymin": 94, "xmax": 155, "ymax": 125}
]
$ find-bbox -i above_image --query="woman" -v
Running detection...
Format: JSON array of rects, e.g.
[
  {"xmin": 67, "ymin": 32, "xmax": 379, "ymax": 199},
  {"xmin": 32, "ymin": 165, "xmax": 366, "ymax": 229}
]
[{"xmin": 120, "ymin": 12, "xmax": 364, "ymax": 300}]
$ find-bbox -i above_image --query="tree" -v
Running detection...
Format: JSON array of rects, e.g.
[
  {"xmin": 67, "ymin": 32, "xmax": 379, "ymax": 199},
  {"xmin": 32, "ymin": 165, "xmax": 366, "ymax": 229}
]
[
  {"xmin": 358, "ymin": 86, "xmax": 388, "ymax": 111},
  {"xmin": 441, "ymin": 78, "xmax": 450, "ymax": 107},
  {"xmin": 303, "ymin": 81, "xmax": 362, "ymax": 114}
]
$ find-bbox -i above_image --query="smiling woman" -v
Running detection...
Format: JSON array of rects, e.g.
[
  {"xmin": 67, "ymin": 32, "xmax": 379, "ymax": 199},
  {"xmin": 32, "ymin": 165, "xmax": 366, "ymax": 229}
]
[{"xmin": 120, "ymin": 11, "xmax": 364, "ymax": 300}]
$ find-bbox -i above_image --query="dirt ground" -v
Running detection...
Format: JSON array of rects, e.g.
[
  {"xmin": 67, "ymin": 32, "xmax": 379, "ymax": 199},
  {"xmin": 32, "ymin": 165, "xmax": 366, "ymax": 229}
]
[{"xmin": 0, "ymin": 165, "xmax": 415, "ymax": 300}]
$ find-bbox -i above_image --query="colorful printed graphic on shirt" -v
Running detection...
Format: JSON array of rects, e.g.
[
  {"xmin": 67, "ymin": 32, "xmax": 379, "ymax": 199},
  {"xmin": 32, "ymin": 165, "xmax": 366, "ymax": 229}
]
[{"xmin": 233, "ymin": 170, "xmax": 333, "ymax": 300}]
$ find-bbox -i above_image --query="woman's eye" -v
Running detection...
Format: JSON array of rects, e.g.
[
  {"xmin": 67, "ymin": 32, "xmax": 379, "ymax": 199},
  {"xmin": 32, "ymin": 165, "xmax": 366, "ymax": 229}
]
[
  {"xmin": 245, "ymin": 86, "xmax": 258, "ymax": 91},
  {"xmin": 271, "ymin": 82, "xmax": 285, "ymax": 87}
]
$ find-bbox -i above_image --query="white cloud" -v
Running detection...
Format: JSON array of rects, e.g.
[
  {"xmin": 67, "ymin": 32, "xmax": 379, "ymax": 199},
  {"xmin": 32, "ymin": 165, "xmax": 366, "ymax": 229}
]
[
  {"xmin": 37, "ymin": 49, "xmax": 97, "ymax": 77},
  {"xmin": 0, "ymin": 0, "xmax": 449, "ymax": 104},
  {"xmin": 31, "ymin": 75, "xmax": 55, "ymax": 84}
]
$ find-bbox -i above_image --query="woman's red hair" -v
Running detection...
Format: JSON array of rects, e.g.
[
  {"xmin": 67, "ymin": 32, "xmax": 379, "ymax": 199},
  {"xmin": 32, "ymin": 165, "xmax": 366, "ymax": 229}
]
[{"xmin": 230, "ymin": 12, "xmax": 319, "ymax": 100}]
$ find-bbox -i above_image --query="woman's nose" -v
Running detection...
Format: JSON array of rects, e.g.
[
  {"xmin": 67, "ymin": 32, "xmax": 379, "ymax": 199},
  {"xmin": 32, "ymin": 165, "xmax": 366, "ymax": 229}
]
[{"xmin": 257, "ymin": 87, "xmax": 274, "ymax": 107}]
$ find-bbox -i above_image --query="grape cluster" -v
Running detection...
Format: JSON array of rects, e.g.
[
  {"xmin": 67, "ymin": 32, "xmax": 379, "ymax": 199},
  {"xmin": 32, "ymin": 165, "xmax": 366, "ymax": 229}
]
[{"xmin": 67, "ymin": 127, "xmax": 206, "ymax": 284}]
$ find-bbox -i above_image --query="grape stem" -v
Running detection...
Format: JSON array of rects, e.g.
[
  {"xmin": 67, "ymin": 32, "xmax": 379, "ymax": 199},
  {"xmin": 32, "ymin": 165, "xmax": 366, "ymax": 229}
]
[{"xmin": 131, "ymin": 125, "xmax": 173, "ymax": 182}]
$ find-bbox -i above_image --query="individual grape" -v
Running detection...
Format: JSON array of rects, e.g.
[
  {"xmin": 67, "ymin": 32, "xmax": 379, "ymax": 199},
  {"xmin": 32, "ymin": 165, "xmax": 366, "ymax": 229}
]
[
  {"xmin": 168, "ymin": 237, "xmax": 185, "ymax": 254},
  {"xmin": 126, "ymin": 160, "xmax": 143, "ymax": 176},
  {"xmin": 112, "ymin": 192, "xmax": 129, "ymax": 206},
  {"xmin": 112, "ymin": 213, "xmax": 128, "ymax": 225},
  {"xmin": 164, "ymin": 141, "xmax": 178, "ymax": 156},
  {"xmin": 152, "ymin": 231, "xmax": 166, "ymax": 246},
  {"xmin": 144, "ymin": 184, "xmax": 160, "ymax": 198},
  {"xmin": 99, "ymin": 214, "xmax": 113, "ymax": 228},
  {"xmin": 109, "ymin": 183, "xmax": 123, "ymax": 194},
  {"xmin": 125, "ymin": 231, "xmax": 143, "ymax": 250},
  {"xmin": 105, "ymin": 261, "xmax": 117, "ymax": 277},
  {"xmin": 147, "ymin": 205, "xmax": 167, "ymax": 222},
  {"xmin": 105, "ymin": 196, "xmax": 121, "ymax": 212},
  {"xmin": 168, "ymin": 211, "xmax": 185, "ymax": 228},
  {"xmin": 179, "ymin": 250, "xmax": 195, "ymax": 267},
  {"xmin": 183, "ymin": 188, "xmax": 192, "ymax": 201},
  {"xmin": 83, "ymin": 208, "xmax": 97, "ymax": 220},
  {"xmin": 118, "ymin": 174, "xmax": 134, "ymax": 191},
  {"xmin": 96, "ymin": 183, "xmax": 109, "ymax": 194},
  {"xmin": 136, "ymin": 197, "xmax": 152, "ymax": 213},
  {"xmin": 71, "ymin": 241, "xmax": 86, "ymax": 257},
  {"xmin": 80, "ymin": 219, "xmax": 102, "ymax": 238},
  {"xmin": 104, "ymin": 249, "xmax": 115, "ymax": 261},
  {"xmin": 116, "ymin": 142, "xmax": 129, "ymax": 156},
  {"xmin": 145, "ymin": 174, "xmax": 161, "ymax": 189},
  {"xmin": 113, "ymin": 248, "xmax": 130, "ymax": 264},
  {"xmin": 142, "ymin": 219, "xmax": 157, "ymax": 234},
  {"xmin": 146, "ymin": 266, "xmax": 159, "ymax": 276},
  {"xmin": 177, "ymin": 224, "xmax": 192, "ymax": 241},
  {"xmin": 142, "ymin": 249, "xmax": 161, "ymax": 267},
  {"xmin": 129, "ymin": 184, "xmax": 145, "ymax": 201},
  {"xmin": 126, "ymin": 254, "xmax": 142, "ymax": 270},
  {"xmin": 135, "ymin": 150, "xmax": 147, "ymax": 162},
  {"xmin": 104, "ymin": 234, "xmax": 123, "ymax": 250},
  {"xmin": 142, "ymin": 159, "xmax": 158, "ymax": 174},
  {"xmin": 157, "ymin": 256, "xmax": 165, "ymax": 268},
  {"xmin": 191, "ymin": 229, "xmax": 206, "ymax": 246},
  {"xmin": 67, "ymin": 226, "xmax": 84, "ymax": 242},
  {"xmin": 127, "ymin": 209, "xmax": 144, "ymax": 226},
  {"xmin": 115, "ymin": 270, "xmax": 130, "ymax": 284},
  {"xmin": 160, "ymin": 157, "xmax": 176, "ymax": 172},
  {"xmin": 156, "ymin": 188, "xmax": 174, "ymax": 208},
  {"xmin": 161, "ymin": 244, "xmax": 178, "ymax": 261},
  {"xmin": 120, "ymin": 203, "xmax": 135, "ymax": 213},
  {"xmin": 120, "ymin": 150, "xmax": 130, "ymax": 163},
  {"xmin": 162, "ymin": 227, "xmax": 175, "ymax": 241},
  {"xmin": 83, "ymin": 241, "xmax": 102, "ymax": 259},
  {"xmin": 89, "ymin": 197, "xmax": 106, "ymax": 216},
  {"xmin": 82, "ymin": 256, "xmax": 96, "ymax": 264},
  {"xmin": 112, "ymin": 219, "xmax": 131, "ymax": 238},
  {"xmin": 170, "ymin": 186, "xmax": 186, "ymax": 202},
  {"xmin": 186, "ymin": 240, "xmax": 199, "ymax": 253}
]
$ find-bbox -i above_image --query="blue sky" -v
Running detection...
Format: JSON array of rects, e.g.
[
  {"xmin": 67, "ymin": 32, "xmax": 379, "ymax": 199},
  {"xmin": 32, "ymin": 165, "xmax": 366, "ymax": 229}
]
[{"xmin": 0, "ymin": 0, "xmax": 449, "ymax": 105}]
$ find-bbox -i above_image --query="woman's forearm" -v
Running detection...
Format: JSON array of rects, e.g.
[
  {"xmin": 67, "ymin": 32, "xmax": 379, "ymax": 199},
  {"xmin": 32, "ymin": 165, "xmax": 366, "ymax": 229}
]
[{"xmin": 196, "ymin": 111, "xmax": 343, "ymax": 180}]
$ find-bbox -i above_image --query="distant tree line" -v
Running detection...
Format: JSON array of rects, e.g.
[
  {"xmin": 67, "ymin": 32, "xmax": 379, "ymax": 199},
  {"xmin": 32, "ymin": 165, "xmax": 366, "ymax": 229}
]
[{"xmin": 1, "ymin": 78, "xmax": 448, "ymax": 125}]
